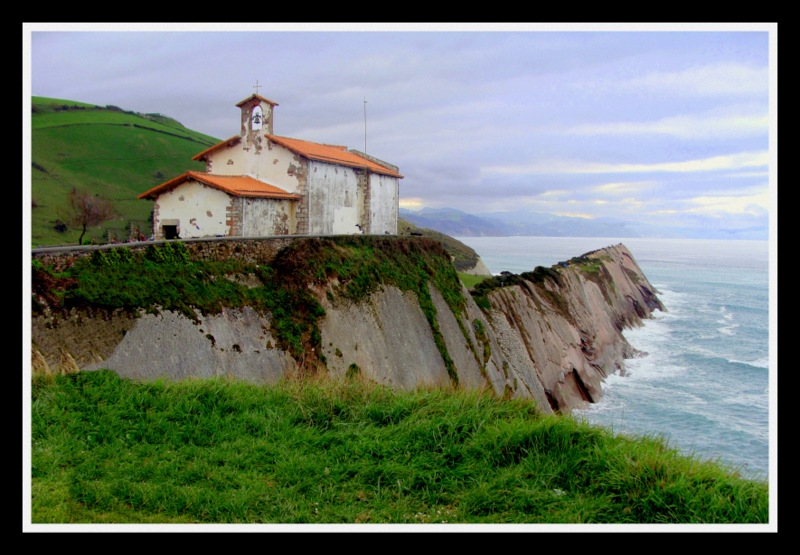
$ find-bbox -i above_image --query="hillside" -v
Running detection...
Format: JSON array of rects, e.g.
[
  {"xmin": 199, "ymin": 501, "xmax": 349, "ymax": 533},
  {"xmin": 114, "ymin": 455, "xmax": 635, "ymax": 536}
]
[
  {"xmin": 397, "ymin": 217, "xmax": 484, "ymax": 273},
  {"xmin": 29, "ymin": 96, "xmax": 218, "ymax": 246},
  {"xmin": 400, "ymin": 207, "xmax": 508, "ymax": 237}
]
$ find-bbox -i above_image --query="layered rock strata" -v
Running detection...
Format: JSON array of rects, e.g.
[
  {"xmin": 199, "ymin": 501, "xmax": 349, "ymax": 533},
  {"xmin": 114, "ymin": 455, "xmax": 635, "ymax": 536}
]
[{"xmin": 30, "ymin": 243, "xmax": 663, "ymax": 414}]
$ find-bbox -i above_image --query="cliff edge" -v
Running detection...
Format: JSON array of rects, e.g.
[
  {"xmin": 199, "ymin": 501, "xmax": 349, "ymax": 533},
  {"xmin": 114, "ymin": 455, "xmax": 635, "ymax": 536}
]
[{"xmin": 30, "ymin": 238, "xmax": 663, "ymax": 414}]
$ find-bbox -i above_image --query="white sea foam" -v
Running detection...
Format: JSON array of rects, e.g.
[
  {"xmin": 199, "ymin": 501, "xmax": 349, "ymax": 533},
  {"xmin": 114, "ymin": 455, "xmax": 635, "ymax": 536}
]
[
  {"xmin": 737, "ymin": 356, "xmax": 769, "ymax": 369},
  {"xmin": 715, "ymin": 306, "xmax": 739, "ymax": 335},
  {"xmin": 624, "ymin": 314, "xmax": 671, "ymax": 344},
  {"xmin": 457, "ymin": 236, "xmax": 770, "ymax": 478}
]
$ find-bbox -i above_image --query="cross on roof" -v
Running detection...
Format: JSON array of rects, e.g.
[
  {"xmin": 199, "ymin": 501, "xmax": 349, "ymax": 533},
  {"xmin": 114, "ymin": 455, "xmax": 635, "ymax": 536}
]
[{"xmin": 253, "ymin": 80, "xmax": 262, "ymax": 95}]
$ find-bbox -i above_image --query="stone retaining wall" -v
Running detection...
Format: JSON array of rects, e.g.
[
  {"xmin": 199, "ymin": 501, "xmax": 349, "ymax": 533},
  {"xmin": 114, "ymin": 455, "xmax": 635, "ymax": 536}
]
[{"xmin": 31, "ymin": 236, "xmax": 312, "ymax": 272}]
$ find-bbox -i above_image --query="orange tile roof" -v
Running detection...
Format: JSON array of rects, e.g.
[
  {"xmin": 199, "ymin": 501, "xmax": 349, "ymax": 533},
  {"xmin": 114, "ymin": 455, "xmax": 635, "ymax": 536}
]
[
  {"xmin": 267, "ymin": 135, "xmax": 403, "ymax": 178},
  {"xmin": 192, "ymin": 136, "xmax": 241, "ymax": 162},
  {"xmin": 191, "ymin": 134, "xmax": 402, "ymax": 178},
  {"xmin": 138, "ymin": 171, "xmax": 300, "ymax": 201}
]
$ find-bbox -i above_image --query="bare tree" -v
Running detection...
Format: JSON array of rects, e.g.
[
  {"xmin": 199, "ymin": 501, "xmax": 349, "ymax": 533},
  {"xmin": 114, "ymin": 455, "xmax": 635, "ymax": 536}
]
[{"xmin": 61, "ymin": 189, "xmax": 116, "ymax": 245}]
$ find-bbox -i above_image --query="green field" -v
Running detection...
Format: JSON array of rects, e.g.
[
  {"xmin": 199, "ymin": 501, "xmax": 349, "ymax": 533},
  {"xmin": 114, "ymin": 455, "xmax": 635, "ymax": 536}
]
[
  {"xmin": 29, "ymin": 96, "xmax": 217, "ymax": 246},
  {"xmin": 30, "ymin": 370, "xmax": 768, "ymax": 525}
]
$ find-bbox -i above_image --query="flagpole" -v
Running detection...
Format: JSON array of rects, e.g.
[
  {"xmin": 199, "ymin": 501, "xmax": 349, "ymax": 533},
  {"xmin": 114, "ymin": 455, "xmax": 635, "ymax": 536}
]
[{"xmin": 363, "ymin": 98, "xmax": 367, "ymax": 155}]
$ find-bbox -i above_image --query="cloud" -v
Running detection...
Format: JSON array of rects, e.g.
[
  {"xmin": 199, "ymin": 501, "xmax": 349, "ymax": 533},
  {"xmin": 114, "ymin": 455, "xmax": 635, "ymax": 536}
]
[
  {"xmin": 624, "ymin": 63, "xmax": 769, "ymax": 98},
  {"xmin": 399, "ymin": 197, "xmax": 425, "ymax": 209},
  {"xmin": 483, "ymin": 150, "xmax": 769, "ymax": 176},
  {"xmin": 565, "ymin": 108, "xmax": 768, "ymax": 140},
  {"xmin": 684, "ymin": 186, "xmax": 770, "ymax": 216},
  {"xmin": 592, "ymin": 181, "xmax": 656, "ymax": 195},
  {"xmin": 538, "ymin": 190, "xmax": 571, "ymax": 199},
  {"xmin": 550, "ymin": 211, "xmax": 594, "ymax": 219}
]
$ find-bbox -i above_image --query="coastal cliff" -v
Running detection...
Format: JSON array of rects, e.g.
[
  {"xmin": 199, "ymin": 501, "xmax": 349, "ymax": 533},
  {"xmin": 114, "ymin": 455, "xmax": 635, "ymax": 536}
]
[{"xmin": 30, "ymin": 237, "xmax": 663, "ymax": 414}]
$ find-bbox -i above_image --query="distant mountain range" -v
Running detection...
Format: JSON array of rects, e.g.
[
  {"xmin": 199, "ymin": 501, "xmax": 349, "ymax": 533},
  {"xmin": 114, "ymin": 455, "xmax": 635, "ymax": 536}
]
[{"xmin": 399, "ymin": 207, "xmax": 768, "ymax": 240}]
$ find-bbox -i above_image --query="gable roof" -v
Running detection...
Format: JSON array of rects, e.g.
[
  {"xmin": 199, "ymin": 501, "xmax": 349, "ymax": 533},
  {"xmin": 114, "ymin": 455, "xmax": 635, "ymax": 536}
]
[
  {"xmin": 138, "ymin": 171, "xmax": 300, "ymax": 201},
  {"xmin": 192, "ymin": 136, "xmax": 241, "ymax": 162},
  {"xmin": 191, "ymin": 134, "xmax": 403, "ymax": 178},
  {"xmin": 236, "ymin": 94, "xmax": 279, "ymax": 107},
  {"xmin": 267, "ymin": 135, "xmax": 403, "ymax": 178}
]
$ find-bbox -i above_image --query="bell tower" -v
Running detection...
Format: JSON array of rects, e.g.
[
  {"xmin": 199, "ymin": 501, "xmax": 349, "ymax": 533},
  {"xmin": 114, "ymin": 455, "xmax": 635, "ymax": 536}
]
[{"xmin": 237, "ymin": 85, "xmax": 278, "ymax": 148}]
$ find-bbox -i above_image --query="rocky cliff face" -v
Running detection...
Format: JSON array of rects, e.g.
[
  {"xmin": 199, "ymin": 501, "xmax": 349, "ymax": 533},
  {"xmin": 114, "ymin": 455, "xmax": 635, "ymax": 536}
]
[
  {"xmin": 30, "ymin": 241, "xmax": 663, "ymax": 414},
  {"xmin": 471, "ymin": 244, "xmax": 665, "ymax": 412}
]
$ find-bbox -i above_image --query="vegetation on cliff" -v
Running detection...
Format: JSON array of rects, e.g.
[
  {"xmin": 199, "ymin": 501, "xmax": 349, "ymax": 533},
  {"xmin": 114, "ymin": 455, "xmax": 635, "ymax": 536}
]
[
  {"xmin": 469, "ymin": 265, "xmax": 564, "ymax": 314},
  {"xmin": 32, "ymin": 236, "xmax": 468, "ymax": 382},
  {"xmin": 30, "ymin": 370, "xmax": 768, "ymax": 524},
  {"xmin": 397, "ymin": 217, "xmax": 479, "ymax": 272}
]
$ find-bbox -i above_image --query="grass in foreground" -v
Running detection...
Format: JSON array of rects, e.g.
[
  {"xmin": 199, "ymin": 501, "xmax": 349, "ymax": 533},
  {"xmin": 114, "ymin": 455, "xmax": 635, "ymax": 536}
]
[{"xmin": 30, "ymin": 371, "xmax": 768, "ymax": 525}]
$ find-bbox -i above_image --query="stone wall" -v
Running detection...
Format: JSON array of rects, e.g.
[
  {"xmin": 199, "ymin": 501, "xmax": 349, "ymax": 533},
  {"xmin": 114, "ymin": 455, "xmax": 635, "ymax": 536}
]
[{"xmin": 31, "ymin": 236, "xmax": 302, "ymax": 273}]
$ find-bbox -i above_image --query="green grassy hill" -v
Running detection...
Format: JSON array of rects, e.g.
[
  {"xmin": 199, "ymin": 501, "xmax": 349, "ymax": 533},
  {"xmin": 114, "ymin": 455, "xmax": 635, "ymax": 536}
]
[
  {"xmin": 397, "ymin": 217, "xmax": 479, "ymax": 272},
  {"xmin": 29, "ymin": 96, "xmax": 218, "ymax": 246}
]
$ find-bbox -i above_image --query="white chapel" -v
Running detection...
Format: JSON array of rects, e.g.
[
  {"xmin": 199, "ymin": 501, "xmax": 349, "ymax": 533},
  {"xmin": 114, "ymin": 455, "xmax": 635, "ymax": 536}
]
[{"xmin": 139, "ymin": 92, "xmax": 402, "ymax": 239}]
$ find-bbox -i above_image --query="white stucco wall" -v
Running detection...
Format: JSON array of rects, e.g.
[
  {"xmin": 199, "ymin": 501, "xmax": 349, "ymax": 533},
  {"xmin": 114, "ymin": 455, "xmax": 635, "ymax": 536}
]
[
  {"xmin": 205, "ymin": 141, "xmax": 302, "ymax": 194},
  {"xmin": 241, "ymin": 198, "xmax": 297, "ymax": 236},
  {"xmin": 307, "ymin": 160, "xmax": 361, "ymax": 235},
  {"xmin": 197, "ymin": 138, "xmax": 398, "ymax": 236},
  {"xmin": 154, "ymin": 181, "xmax": 231, "ymax": 238},
  {"xmin": 369, "ymin": 173, "xmax": 399, "ymax": 235}
]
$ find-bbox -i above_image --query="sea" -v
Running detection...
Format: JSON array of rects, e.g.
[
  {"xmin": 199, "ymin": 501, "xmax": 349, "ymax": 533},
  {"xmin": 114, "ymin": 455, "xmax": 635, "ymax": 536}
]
[{"xmin": 455, "ymin": 236, "xmax": 773, "ymax": 482}]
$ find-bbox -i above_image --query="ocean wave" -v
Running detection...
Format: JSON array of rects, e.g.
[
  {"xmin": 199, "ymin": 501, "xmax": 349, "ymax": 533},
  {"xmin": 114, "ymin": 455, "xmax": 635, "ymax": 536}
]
[
  {"xmin": 717, "ymin": 310, "xmax": 734, "ymax": 326},
  {"xmin": 692, "ymin": 405, "xmax": 770, "ymax": 441},
  {"xmin": 717, "ymin": 323, "xmax": 739, "ymax": 336},
  {"xmin": 721, "ymin": 394, "xmax": 770, "ymax": 413},
  {"xmin": 680, "ymin": 346, "xmax": 769, "ymax": 373},
  {"xmin": 729, "ymin": 357, "xmax": 770, "ymax": 369},
  {"xmin": 651, "ymin": 286, "xmax": 686, "ymax": 306},
  {"xmin": 618, "ymin": 355, "xmax": 688, "ymax": 382},
  {"xmin": 623, "ymin": 315, "xmax": 673, "ymax": 343},
  {"xmin": 599, "ymin": 372, "xmax": 628, "ymax": 389}
]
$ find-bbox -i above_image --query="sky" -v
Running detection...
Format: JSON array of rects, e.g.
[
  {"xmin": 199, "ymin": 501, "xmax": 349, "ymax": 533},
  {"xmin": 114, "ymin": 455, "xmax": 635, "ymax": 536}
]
[{"xmin": 24, "ymin": 23, "xmax": 776, "ymax": 238}]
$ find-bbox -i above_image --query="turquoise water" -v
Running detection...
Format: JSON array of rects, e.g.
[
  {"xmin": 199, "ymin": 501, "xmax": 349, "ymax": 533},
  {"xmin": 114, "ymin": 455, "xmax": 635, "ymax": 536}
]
[{"xmin": 455, "ymin": 237, "xmax": 772, "ymax": 481}]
